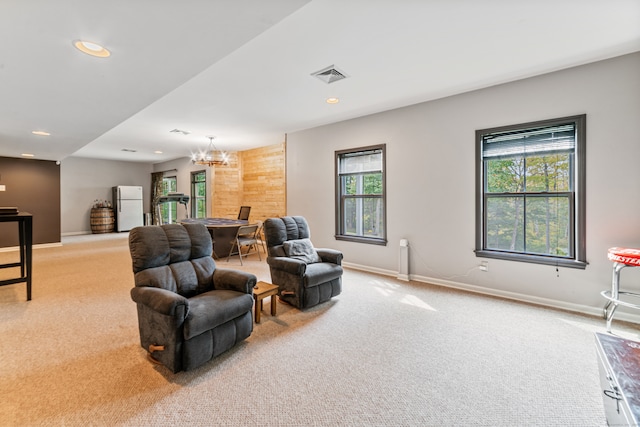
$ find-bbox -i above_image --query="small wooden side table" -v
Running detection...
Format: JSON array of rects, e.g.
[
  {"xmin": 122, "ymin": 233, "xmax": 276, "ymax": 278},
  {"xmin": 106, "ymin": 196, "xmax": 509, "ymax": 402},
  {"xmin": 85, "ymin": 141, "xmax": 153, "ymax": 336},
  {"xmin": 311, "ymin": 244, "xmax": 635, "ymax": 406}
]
[{"xmin": 253, "ymin": 281, "xmax": 278, "ymax": 323}]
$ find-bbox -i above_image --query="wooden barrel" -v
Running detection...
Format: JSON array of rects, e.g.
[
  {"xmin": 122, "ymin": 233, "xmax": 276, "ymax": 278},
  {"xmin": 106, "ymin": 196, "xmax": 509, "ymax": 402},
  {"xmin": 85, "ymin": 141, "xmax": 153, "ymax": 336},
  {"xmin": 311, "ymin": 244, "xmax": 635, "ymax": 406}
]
[{"xmin": 90, "ymin": 208, "xmax": 115, "ymax": 234}]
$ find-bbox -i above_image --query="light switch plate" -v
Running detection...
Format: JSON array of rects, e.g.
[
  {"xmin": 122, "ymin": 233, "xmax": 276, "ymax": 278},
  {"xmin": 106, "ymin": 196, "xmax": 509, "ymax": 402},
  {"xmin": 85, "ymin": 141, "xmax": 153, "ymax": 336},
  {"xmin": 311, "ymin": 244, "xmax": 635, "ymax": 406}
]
[{"xmin": 0, "ymin": 185, "xmax": 6, "ymax": 191}]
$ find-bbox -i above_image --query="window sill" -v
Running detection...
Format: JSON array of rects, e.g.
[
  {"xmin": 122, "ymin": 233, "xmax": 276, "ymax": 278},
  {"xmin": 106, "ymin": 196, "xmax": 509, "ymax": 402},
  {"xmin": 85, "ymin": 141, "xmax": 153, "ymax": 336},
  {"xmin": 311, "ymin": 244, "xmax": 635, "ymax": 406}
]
[
  {"xmin": 335, "ymin": 235, "xmax": 387, "ymax": 246},
  {"xmin": 475, "ymin": 249, "xmax": 587, "ymax": 270}
]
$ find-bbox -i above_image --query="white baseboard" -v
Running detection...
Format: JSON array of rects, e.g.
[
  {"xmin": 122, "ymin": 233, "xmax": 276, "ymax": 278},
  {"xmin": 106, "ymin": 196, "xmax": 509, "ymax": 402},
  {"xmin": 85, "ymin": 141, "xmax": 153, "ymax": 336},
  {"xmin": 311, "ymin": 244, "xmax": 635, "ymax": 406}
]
[
  {"xmin": 343, "ymin": 261, "xmax": 396, "ymax": 278},
  {"xmin": 61, "ymin": 231, "xmax": 92, "ymax": 237},
  {"xmin": 342, "ymin": 261, "xmax": 640, "ymax": 325}
]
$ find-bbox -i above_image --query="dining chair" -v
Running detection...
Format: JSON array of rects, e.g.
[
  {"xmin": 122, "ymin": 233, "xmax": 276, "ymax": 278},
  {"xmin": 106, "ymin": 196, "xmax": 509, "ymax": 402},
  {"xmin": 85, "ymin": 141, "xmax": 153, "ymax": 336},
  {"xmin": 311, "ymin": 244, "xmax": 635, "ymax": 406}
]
[
  {"xmin": 255, "ymin": 220, "xmax": 267, "ymax": 254},
  {"xmin": 237, "ymin": 206, "xmax": 251, "ymax": 221},
  {"xmin": 227, "ymin": 223, "xmax": 261, "ymax": 265}
]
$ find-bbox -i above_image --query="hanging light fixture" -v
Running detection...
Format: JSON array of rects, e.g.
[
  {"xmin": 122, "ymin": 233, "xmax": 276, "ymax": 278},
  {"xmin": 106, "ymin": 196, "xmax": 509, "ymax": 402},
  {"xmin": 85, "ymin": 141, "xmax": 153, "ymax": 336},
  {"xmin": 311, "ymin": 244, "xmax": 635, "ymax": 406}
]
[{"xmin": 191, "ymin": 136, "xmax": 229, "ymax": 166}]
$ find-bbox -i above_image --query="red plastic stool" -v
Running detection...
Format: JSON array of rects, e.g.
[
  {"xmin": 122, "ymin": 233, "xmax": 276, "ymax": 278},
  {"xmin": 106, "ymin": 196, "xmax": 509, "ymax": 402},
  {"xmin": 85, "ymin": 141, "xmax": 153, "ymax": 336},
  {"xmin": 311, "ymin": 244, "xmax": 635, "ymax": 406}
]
[{"xmin": 602, "ymin": 247, "xmax": 640, "ymax": 332}]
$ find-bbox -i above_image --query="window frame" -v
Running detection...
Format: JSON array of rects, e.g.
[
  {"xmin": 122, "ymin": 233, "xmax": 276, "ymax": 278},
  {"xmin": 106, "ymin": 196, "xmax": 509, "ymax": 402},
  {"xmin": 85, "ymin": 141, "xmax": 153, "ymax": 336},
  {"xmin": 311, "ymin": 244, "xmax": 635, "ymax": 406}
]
[
  {"xmin": 335, "ymin": 144, "xmax": 387, "ymax": 246},
  {"xmin": 475, "ymin": 115, "xmax": 587, "ymax": 269},
  {"xmin": 160, "ymin": 176, "xmax": 178, "ymax": 224},
  {"xmin": 190, "ymin": 170, "xmax": 207, "ymax": 219}
]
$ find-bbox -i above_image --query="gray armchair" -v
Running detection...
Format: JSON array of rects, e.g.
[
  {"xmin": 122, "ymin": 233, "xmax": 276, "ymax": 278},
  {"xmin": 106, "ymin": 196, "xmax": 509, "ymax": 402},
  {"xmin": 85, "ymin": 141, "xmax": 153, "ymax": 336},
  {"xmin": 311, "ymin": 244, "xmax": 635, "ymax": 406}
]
[
  {"xmin": 129, "ymin": 223, "xmax": 256, "ymax": 373},
  {"xmin": 264, "ymin": 216, "xmax": 343, "ymax": 309}
]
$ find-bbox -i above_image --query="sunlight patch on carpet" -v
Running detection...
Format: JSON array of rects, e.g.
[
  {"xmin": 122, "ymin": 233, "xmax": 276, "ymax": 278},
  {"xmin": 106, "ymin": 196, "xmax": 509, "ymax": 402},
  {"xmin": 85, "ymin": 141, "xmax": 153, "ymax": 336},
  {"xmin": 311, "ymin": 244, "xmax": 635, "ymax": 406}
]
[{"xmin": 399, "ymin": 294, "xmax": 437, "ymax": 311}]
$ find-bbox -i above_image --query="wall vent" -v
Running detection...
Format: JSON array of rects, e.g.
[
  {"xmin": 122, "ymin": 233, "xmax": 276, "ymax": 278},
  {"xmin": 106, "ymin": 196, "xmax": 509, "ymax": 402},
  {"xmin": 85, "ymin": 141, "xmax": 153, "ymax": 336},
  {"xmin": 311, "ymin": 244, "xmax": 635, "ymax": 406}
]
[{"xmin": 311, "ymin": 65, "xmax": 348, "ymax": 84}]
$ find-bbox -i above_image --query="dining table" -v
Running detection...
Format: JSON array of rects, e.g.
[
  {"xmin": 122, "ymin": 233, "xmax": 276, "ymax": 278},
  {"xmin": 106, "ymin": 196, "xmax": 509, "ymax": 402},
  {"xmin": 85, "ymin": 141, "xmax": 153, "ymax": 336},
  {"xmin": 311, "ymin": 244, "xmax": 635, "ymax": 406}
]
[{"xmin": 178, "ymin": 217, "xmax": 249, "ymax": 258}]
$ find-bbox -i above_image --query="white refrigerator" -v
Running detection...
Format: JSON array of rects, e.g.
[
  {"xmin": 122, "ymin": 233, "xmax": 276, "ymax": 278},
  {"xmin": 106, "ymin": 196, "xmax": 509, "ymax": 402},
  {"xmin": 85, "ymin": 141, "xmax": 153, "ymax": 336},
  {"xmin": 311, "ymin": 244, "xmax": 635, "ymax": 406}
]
[{"xmin": 112, "ymin": 185, "xmax": 144, "ymax": 232}]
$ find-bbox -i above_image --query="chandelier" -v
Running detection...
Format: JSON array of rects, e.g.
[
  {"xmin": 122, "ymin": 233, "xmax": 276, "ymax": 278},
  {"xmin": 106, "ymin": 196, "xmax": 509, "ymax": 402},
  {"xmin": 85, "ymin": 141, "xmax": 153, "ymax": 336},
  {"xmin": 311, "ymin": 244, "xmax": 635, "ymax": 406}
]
[{"xmin": 191, "ymin": 136, "xmax": 229, "ymax": 166}]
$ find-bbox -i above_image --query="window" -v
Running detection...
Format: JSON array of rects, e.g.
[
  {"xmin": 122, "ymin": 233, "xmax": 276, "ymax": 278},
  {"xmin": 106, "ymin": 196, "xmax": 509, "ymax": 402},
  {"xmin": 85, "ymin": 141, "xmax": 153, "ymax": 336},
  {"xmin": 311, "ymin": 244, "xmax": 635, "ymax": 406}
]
[
  {"xmin": 335, "ymin": 144, "xmax": 386, "ymax": 245},
  {"xmin": 160, "ymin": 176, "xmax": 177, "ymax": 224},
  {"xmin": 475, "ymin": 115, "xmax": 586, "ymax": 268},
  {"xmin": 191, "ymin": 170, "xmax": 207, "ymax": 218}
]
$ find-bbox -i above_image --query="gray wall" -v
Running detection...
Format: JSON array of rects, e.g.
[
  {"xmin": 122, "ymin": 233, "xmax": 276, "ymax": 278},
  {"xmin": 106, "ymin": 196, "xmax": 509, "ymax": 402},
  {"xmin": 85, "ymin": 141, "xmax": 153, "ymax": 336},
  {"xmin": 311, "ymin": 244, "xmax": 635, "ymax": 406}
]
[
  {"xmin": 60, "ymin": 155, "xmax": 208, "ymax": 235},
  {"xmin": 60, "ymin": 157, "xmax": 152, "ymax": 235},
  {"xmin": 287, "ymin": 52, "xmax": 640, "ymax": 317}
]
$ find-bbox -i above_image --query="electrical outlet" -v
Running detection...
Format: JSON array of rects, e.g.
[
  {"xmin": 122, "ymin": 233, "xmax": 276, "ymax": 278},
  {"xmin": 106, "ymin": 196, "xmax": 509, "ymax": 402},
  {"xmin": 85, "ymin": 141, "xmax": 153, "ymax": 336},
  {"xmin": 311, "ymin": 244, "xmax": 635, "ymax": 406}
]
[{"xmin": 479, "ymin": 261, "xmax": 489, "ymax": 272}]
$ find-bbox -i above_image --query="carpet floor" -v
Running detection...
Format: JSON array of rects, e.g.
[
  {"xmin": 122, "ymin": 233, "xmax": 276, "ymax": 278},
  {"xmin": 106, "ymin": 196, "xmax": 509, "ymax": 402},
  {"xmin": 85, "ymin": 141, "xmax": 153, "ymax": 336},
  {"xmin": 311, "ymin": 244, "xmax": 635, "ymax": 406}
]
[{"xmin": 0, "ymin": 232, "xmax": 638, "ymax": 426}]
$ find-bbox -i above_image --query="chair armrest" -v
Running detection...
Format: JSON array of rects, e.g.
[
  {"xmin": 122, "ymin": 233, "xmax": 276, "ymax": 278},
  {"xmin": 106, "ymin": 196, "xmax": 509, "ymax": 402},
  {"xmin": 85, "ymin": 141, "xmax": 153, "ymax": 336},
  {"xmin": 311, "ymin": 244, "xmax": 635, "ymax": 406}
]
[
  {"xmin": 267, "ymin": 256, "xmax": 307, "ymax": 275},
  {"xmin": 212, "ymin": 268, "xmax": 257, "ymax": 294},
  {"xmin": 316, "ymin": 248, "xmax": 343, "ymax": 265},
  {"xmin": 130, "ymin": 286, "xmax": 188, "ymax": 317}
]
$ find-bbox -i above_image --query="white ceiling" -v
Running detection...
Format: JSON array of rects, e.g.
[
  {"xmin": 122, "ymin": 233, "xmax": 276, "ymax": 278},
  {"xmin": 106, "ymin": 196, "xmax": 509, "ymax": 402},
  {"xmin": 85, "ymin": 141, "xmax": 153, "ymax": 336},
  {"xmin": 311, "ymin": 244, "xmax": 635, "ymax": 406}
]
[{"xmin": 1, "ymin": 0, "xmax": 639, "ymax": 164}]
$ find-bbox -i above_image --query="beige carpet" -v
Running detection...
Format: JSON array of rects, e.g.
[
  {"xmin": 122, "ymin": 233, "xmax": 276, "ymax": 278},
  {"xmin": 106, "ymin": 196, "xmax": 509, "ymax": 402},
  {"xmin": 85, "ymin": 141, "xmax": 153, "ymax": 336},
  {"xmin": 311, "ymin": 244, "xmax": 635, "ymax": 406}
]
[{"xmin": 0, "ymin": 232, "xmax": 637, "ymax": 426}]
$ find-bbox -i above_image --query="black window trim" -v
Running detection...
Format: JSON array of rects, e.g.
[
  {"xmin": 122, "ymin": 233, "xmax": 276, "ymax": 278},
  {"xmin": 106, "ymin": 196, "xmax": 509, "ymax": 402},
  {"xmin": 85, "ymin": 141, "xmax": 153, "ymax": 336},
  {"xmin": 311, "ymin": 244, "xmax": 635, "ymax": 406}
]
[
  {"xmin": 475, "ymin": 114, "xmax": 587, "ymax": 269},
  {"xmin": 335, "ymin": 144, "xmax": 387, "ymax": 246},
  {"xmin": 190, "ymin": 169, "xmax": 207, "ymax": 219},
  {"xmin": 161, "ymin": 175, "xmax": 178, "ymax": 224}
]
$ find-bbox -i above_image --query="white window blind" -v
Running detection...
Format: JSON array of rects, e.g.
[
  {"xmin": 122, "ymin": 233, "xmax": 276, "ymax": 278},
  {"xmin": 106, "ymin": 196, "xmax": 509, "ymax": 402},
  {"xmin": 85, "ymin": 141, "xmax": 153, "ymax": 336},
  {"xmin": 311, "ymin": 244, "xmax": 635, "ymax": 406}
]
[
  {"xmin": 339, "ymin": 149, "xmax": 382, "ymax": 174},
  {"xmin": 482, "ymin": 124, "xmax": 576, "ymax": 159}
]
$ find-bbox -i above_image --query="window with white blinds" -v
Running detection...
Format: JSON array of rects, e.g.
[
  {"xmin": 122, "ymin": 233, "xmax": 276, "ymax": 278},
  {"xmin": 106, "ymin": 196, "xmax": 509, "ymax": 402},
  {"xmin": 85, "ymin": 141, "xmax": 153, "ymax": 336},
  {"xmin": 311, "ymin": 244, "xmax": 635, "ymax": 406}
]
[
  {"xmin": 335, "ymin": 144, "xmax": 387, "ymax": 245},
  {"xmin": 476, "ymin": 115, "xmax": 586, "ymax": 268}
]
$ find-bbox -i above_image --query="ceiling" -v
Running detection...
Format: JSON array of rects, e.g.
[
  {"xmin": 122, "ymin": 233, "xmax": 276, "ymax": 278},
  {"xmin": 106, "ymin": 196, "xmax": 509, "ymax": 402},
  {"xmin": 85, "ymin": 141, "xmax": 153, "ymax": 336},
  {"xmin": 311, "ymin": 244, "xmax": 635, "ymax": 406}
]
[{"xmin": 1, "ymin": 1, "xmax": 639, "ymax": 164}]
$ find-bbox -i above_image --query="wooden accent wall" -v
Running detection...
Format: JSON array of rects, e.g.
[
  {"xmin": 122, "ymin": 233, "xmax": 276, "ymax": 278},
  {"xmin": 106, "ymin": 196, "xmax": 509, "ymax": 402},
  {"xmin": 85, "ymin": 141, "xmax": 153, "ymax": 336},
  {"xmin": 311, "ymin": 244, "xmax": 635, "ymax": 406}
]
[
  {"xmin": 240, "ymin": 142, "xmax": 286, "ymax": 222},
  {"xmin": 210, "ymin": 142, "xmax": 286, "ymax": 222},
  {"xmin": 211, "ymin": 151, "xmax": 242, "ymax": 218}
]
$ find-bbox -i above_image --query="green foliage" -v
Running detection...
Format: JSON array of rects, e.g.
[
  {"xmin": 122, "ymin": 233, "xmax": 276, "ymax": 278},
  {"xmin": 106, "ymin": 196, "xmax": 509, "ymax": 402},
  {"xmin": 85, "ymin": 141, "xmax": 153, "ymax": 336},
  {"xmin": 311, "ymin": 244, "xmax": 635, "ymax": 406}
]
[
  {"xmin": 191, "ymin": 171, "xmax": 207, "ymax": 218},
  {"xmin": 344, "ymin": 173, "xmax": 382, "ymax": 195},
  {"xmin": 342, "ymin": 172, "xmax": 384, "ymax": 237},
  {"xmin": 485, "ymin": 153, "xmax": 571, "ymax": 256},
  {"xmin": 487, "ymin": 157, "xmax": 524, "ymax": 193},
  {"xmin": 160, "ymin": 177, "xmax": 178, "ymax": 223}
]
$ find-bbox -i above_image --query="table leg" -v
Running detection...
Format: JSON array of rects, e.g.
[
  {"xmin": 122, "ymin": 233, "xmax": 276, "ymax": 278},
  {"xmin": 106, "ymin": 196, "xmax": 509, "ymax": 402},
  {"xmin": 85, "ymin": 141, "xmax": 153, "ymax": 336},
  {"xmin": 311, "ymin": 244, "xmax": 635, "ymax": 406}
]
[
  {"xmin": 18, "ymin": 219, "xmax": 25, "ymax": 278},
  {"xmin": 270, "ymin": 295, "xmax": 277, "ymax": 316},
  {"xmin": 255, "ymin": 297, "xmax": 262, "ymax": 324},
  {"xmin": 25, "ymin": 216, "xmax": 32, "ymax": 301}
]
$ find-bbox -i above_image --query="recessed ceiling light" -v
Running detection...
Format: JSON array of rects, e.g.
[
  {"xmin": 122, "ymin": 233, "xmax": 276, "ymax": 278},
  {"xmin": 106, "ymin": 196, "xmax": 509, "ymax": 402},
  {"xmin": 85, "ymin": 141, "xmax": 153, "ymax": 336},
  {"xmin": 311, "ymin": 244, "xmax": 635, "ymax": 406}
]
[
  {"xmin": 326, "ymin": 97, "xmax": 340, "ymax": 104},
  {"xmin": 21, "ymin": 153, "xmax": 35, "ymax": 157},
  {"xmin": 73, "ymin": 40, "xmax": 111, "ymax": 58},
  {"xmin": 32, "ymin": 130, "xmax": 50, "ymax": 136},
  {"xmin": 154, "ymin": 151, "xmax": 163, "ymax": 154}
]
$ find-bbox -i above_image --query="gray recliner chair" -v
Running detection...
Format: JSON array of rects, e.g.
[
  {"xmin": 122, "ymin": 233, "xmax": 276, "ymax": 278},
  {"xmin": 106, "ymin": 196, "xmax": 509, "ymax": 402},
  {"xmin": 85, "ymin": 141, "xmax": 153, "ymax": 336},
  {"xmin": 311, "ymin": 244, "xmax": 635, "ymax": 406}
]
[
  {"xmin": 129, "ymin": 223, "xmax": 256, "ymax": 373},
  {"xmin": 264, "ymin": 216, "xmax": 343, "ymax": 309}
]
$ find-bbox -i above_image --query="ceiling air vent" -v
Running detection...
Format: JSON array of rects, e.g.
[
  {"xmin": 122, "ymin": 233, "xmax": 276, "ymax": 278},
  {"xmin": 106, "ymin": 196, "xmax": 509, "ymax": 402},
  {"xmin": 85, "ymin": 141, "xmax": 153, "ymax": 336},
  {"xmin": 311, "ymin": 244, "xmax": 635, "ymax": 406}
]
[
  {"xmin": 311, "ymin": 65, "xmax": 348, "ymax": 84},
  {"xmin": 121, "ymin": 148, "xmax": 137, "ymax": 152},
  {"xmin": 169, "ymin": 128, "xmax": 191, "ymax": 136}
]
